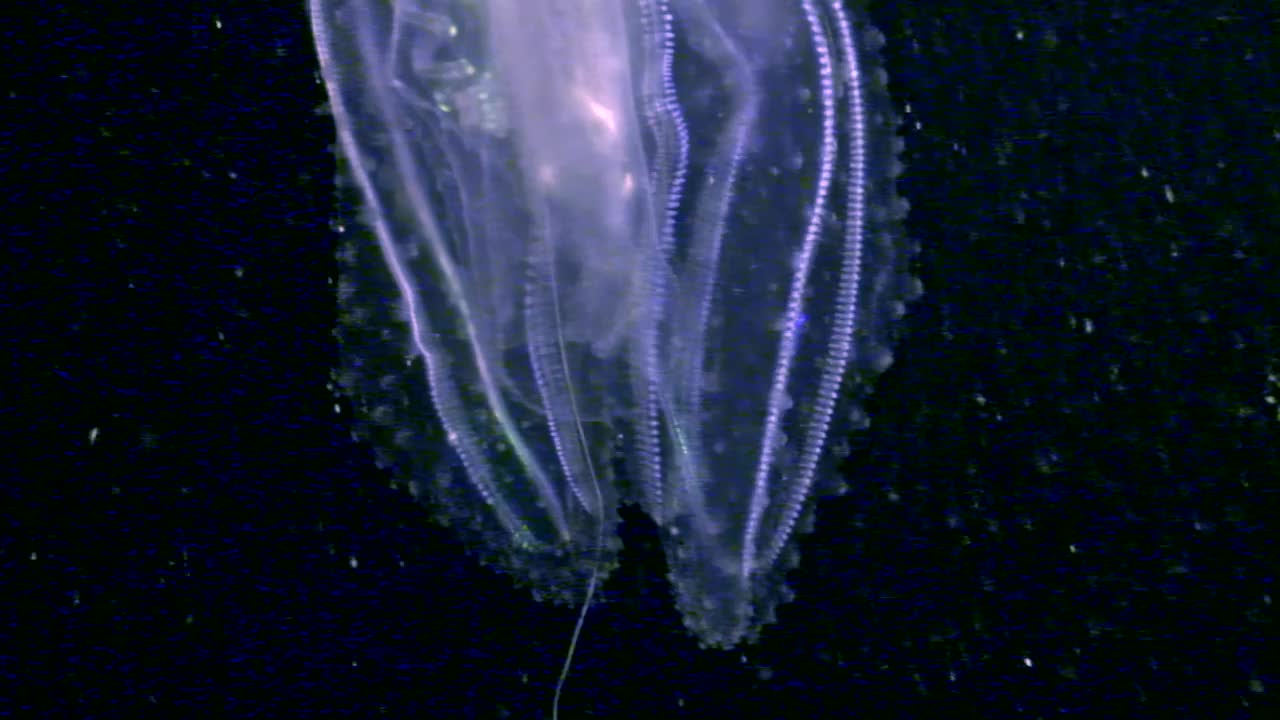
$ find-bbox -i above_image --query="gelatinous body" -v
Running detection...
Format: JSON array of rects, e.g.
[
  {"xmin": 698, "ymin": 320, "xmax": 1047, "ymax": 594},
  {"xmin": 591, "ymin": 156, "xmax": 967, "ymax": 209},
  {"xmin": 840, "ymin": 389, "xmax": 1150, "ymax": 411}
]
[{"xmin": 311, "ymin": 0, "xmax": 916, "ymax": 647}]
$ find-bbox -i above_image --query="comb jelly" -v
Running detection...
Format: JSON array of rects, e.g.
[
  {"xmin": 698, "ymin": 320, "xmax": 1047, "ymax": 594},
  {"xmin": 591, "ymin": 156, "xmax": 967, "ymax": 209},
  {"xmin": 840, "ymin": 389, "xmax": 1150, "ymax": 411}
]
[{"xmin": 310, "ymin": 0, "xmax": 917, "ymax": 650}]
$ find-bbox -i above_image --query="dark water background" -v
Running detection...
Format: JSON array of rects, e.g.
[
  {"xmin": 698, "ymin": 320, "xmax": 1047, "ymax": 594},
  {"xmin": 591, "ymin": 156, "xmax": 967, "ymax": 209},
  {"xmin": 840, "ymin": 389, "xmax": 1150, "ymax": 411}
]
[{"xmin": 4, "ymin": 1, "xmax": 1276, "ymax": 718}]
